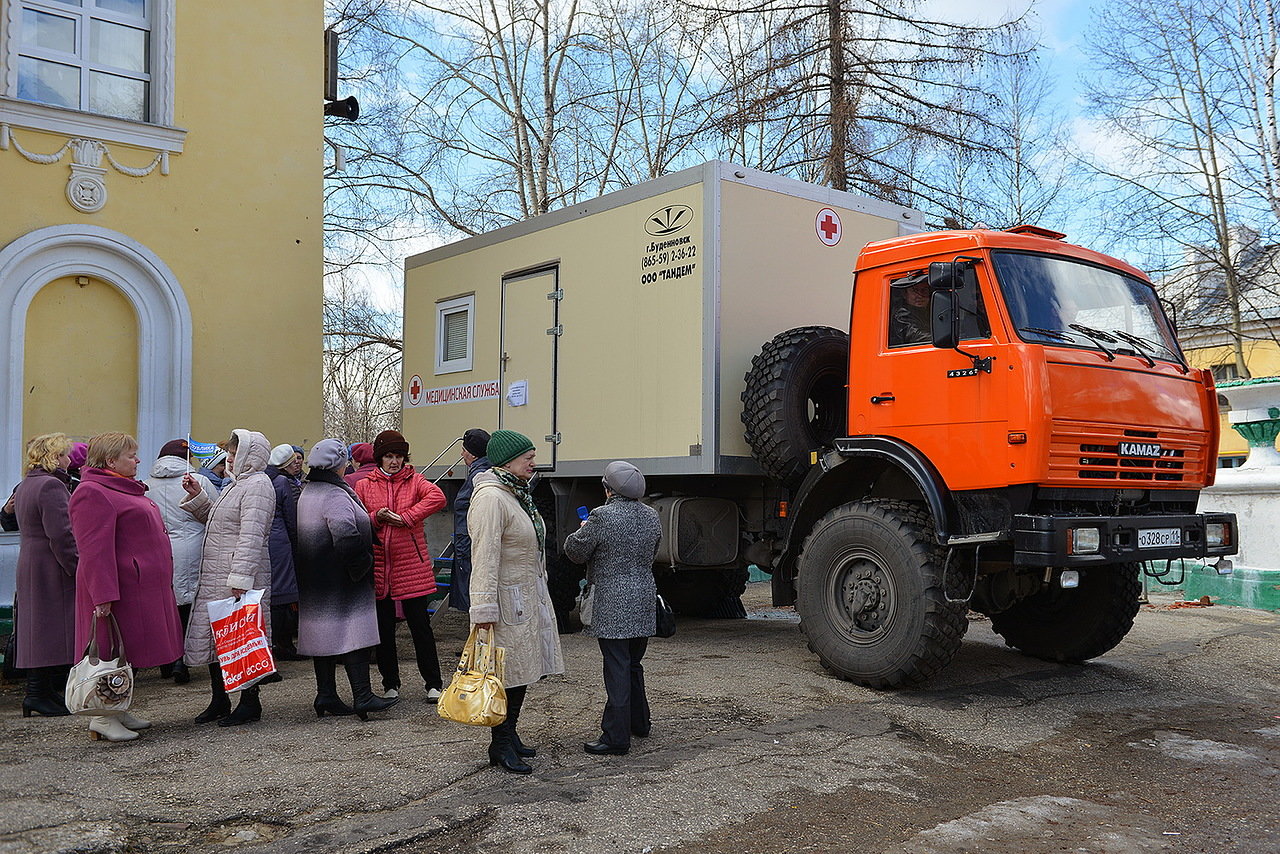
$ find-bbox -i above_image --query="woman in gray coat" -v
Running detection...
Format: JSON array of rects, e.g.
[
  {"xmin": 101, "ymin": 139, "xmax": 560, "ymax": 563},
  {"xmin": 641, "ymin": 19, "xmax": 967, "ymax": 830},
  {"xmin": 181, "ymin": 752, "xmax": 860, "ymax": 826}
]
[
  {"xmin": 295, "ymin": 439, "xmax": 397, "ymax": 721},
  {"xmin": 563, "ymin": 461, "xmax": 662, "ymax": 756}
]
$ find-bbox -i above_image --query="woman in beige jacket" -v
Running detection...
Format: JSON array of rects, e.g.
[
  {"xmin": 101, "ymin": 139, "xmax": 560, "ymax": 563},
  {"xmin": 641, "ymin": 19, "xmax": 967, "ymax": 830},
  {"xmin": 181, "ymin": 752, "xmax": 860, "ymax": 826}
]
[
  {"xmin": 467, "ymin": 430, "xmax": 564, "ymax": 774},
  {"xmin": 180, "ymin": 429, "xmax": 276, "ymax": 727}
]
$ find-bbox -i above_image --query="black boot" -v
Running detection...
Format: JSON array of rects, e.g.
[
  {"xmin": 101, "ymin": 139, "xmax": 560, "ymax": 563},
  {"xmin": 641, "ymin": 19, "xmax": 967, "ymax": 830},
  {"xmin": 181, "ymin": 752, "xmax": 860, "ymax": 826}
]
[
  {"xmin": 219, "ymin": 685, "xmax": 262, "ymax": 726},
  {"xmin": 195, "ymin": 664, "xmax": 231, "ymax": 723},
  {"xmin": 488, "ymin": 718, "xmax": 532, "ymax": 774},
  {"xmin": 344, "ymin": 649, "xmax": 398, "ymax": 721},
  {"xmin": 313, "ymin": 657, "xmax": 353, "ymax": 717},
  {"xmin": 22, "ymin": 668, "xmax": 70, "ymax": 717},
  {"xmin": 506, "ymin": 685, "xmax": 536, "ymax": 757},
  {"xmin": 172, "ymin": 659, "xmax": 190, "ymax": 685}
]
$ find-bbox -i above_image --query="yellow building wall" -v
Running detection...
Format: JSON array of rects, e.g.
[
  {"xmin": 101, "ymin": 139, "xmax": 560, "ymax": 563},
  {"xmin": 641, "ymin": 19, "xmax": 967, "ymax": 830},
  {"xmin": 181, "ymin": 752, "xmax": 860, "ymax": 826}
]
[
  {"xmin": 24, "ymin": 276, "xmax": 139, "ymax": 439},
  {"xmin": 1186, "ymin": 340, "xmax": 1280, "ymax": 459},
  {"xmin": 1, "ymin": 1, "xmax": 324, "ymax": 456}
]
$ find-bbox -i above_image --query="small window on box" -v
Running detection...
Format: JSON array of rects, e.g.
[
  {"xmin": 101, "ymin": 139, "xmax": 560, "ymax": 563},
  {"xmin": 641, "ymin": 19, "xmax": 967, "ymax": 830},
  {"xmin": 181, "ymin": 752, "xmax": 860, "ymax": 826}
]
[{"xmin": 436, "ymin": 295, "xmax": 474, "ymax": 374}]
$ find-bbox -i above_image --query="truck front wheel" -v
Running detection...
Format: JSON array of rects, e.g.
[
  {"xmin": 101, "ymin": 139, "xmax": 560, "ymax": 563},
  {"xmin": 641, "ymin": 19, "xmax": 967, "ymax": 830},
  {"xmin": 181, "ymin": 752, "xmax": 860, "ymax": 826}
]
[
  {"xmin": 796, "ymin": 500, "xmax": 967, "ymax": 688},
  {"xmin": 990, "ymin": 564, "xmax": 1141, "ymax": 663}
]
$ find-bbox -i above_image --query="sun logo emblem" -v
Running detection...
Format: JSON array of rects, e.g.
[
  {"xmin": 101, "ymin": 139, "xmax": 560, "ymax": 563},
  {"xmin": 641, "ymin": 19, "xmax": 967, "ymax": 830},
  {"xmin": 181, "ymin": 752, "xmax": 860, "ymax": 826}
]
[{"xmin": 646, "ymin": 205, "xmax": 693, "ymax": 236}]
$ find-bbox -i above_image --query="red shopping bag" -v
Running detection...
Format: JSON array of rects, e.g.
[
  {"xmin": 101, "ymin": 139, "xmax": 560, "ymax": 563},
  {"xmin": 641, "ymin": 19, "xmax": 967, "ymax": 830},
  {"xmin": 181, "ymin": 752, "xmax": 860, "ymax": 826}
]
[{"xmin": 207, "ymin": 589, "xmax": 276, "ymax": 692}]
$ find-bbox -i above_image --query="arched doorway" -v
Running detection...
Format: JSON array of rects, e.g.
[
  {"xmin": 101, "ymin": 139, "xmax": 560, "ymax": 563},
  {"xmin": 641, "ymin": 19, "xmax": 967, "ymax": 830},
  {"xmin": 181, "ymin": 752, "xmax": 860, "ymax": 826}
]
[{"xmin": 0, "ymin": 224, "xmax": 192, "ymax": 493}]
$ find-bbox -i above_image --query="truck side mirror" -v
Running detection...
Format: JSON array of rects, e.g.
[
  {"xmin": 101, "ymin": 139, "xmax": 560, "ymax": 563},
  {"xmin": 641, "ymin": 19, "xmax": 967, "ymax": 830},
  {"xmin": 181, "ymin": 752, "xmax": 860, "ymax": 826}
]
[
  {"xmin": 928, "ymin": 261, "xmax": 980, "ymax": 350},
  {"xmin": 931, "ymin": 289, "xmax": 957, "ymax": 349}
]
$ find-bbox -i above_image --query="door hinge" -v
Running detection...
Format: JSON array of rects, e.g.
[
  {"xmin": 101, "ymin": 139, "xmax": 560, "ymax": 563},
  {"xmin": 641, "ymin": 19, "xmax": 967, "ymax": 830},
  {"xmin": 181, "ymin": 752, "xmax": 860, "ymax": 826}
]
[
  {"xmin": 547, "ymin": 289, "xmax": 563, "ymax": 300},
  {"xmin": 546, "ymin": 325, "xmax": 563, "ymax": 336},
  {"xmin": 545, "ymin": 433, "xmax": 562, "ymax": 444}
]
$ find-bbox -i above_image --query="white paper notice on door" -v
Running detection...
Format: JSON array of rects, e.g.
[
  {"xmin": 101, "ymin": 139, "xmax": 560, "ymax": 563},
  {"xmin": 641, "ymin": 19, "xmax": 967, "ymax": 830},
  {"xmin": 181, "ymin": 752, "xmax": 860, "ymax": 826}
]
[{"xmin": 506, "ymin": 380, "xmax": 528, "ymax": 407}]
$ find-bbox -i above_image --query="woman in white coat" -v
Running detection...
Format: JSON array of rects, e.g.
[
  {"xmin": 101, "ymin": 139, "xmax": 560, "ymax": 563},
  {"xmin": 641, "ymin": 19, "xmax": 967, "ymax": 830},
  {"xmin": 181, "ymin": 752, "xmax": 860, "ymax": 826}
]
[
  {"xmin": 468, "ymin": 430, "xmax": 564, "ymax": 774},
  {"xmin": 144, "ymin": 439, "xmax": 217, "ymax": 685},
  {"xmin": 180, "ymin": 429, "xmax": 276, "ymax": 727}
]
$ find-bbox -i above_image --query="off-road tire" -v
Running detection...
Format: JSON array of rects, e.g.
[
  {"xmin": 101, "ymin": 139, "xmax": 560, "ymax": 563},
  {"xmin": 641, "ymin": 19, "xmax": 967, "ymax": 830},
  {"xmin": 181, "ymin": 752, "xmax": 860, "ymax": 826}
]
[
  {"xmin": 657, "ymin": 567, "xmax": 749, "ymax": 618},
  {"xmin": 796, "ymin": 499, "xmax": 967, "ymax": 688},
  {"xmin": 990, "ymin": 563, "xmax": 1141, "ymax": 663},
  {"xmin": 741, "ymin": 326, "xmax": 849, "ymax": 487}
]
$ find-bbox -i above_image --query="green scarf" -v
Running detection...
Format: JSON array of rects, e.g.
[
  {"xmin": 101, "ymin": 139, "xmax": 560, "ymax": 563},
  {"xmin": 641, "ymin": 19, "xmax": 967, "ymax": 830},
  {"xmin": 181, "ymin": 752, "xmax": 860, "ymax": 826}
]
[{"xmin": 494, "ymin": 467, "xmax": 545, "ymax": 554}]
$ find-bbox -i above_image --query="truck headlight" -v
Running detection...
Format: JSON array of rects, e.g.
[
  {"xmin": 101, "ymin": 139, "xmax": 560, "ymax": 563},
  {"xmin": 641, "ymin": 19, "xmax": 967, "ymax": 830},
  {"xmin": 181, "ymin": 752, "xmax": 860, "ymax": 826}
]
[
  {"xmin": 1068, "ymin": 527, "xmax": 1101, "ymax": 555},
  {"xmin": 1205, "ymin": 523, "xmax": 1228, "ymax": 548}
]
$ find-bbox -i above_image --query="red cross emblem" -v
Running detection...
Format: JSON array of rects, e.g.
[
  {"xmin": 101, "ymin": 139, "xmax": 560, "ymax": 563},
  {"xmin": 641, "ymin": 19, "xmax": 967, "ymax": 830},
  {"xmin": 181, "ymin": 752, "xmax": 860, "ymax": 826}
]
[
  {"xmin": 816, "ymin": 208, "xmax": 842, "ymax": 246},
  {"xmin": 407, "ymin": 375, "xmax": 423, "ymax": 406}
]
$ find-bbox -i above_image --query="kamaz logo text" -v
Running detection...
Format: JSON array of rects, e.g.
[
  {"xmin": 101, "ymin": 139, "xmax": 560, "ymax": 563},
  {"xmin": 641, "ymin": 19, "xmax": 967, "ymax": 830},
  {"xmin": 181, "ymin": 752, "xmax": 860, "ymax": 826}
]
[
  {"xmin": 645, "ymin": 205, "xmax": 693, "ymax": 236},
  {"xmin": 1118, "ymin": 441, "xmax": 1163, "ymax": 458}
]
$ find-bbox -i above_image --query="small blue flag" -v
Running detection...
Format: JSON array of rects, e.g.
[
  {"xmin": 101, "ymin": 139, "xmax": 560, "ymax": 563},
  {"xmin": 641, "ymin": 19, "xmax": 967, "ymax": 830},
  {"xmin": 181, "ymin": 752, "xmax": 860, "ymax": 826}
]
[{"xmin": 188, "ymin": 439, "xmax": 220, "ymax": 459}]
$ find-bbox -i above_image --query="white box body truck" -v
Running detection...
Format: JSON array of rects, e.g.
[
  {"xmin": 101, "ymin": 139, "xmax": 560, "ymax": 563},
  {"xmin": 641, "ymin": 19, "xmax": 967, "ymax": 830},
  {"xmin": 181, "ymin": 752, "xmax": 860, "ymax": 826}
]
[{"xmin": 402, "ymin": 160, "xmax": 920, "ymax": 621}]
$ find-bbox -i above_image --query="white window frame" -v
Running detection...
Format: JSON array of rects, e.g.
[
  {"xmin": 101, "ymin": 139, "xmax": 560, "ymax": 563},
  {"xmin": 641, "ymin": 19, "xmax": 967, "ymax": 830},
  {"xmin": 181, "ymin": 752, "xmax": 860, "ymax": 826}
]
[
  {"xmin": 0, "ymin": 0, "xmax": 183, "ymax": 153},
  {"xmin": 435, "ymin": 294, "xmax": 475, "ymax": 375}
]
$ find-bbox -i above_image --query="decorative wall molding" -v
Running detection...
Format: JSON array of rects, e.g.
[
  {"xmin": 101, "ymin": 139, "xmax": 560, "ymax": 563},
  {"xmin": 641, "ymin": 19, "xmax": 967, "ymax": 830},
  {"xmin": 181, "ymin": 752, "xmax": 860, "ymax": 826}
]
[
  {"xmin": 1, "ymin": 124, "xmax": 169, "ymax": 213},
  {"xmin": 0, "ymin": 98, "xmax": 186, "ymax": 152},
  {"xmin": 0, "ymin": 225, "xmax": 193, "ymax": 503}
]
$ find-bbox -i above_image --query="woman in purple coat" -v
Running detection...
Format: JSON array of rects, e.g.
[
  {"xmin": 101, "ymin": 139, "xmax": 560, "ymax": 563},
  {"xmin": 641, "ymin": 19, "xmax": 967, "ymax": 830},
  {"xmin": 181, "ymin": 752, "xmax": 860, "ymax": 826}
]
[
  {"xmin": 14, "ymin": 433, "xmax": 78, "ymax": 717},
  {"xmin": 69, "ymin": 432, "xmax": 184, "ymax": 742}
]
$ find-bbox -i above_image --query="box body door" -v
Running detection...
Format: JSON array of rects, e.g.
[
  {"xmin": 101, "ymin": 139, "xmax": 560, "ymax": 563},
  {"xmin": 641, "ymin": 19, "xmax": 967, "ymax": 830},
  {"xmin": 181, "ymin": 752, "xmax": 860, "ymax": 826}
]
[{"xmin": 500, "ymin": 266, "xmax": 560, "ymax": 469}]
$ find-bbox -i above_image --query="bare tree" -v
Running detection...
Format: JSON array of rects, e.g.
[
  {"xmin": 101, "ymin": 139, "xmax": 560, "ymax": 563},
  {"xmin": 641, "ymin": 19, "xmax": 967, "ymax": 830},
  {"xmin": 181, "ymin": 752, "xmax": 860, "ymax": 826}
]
[
  {"xmin": 322, "ymin": 276, "xmax": 403, "ymax": 441},
  {"xmin": 698, "ymin": 0, "xmax": 1028, "ymax": 209},
  {"xmin": 922, "ymin": 26, "xmax": 1070, "ymax": 230},
  {"xmin": 1082, "ymin": 0, "xmax": 1280, "ymax": 376}
]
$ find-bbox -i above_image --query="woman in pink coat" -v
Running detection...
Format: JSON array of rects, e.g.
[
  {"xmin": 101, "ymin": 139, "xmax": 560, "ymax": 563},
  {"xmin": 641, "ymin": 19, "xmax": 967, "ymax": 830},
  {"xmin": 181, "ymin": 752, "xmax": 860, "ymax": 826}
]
[
  {"xmin": 69, "ymin": 432, "xmax": 184, "ymax": 742},
  {"xmin": 354, "ymin": 430, "xmax": 447, "ymax": 702}
]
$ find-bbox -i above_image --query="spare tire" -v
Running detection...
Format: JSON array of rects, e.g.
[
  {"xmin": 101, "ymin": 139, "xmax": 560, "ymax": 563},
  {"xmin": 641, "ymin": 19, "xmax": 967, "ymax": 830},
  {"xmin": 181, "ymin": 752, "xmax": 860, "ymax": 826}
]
[{"xmin": 741, "ymin": 326, "xmax": 850, "ymax": 487}]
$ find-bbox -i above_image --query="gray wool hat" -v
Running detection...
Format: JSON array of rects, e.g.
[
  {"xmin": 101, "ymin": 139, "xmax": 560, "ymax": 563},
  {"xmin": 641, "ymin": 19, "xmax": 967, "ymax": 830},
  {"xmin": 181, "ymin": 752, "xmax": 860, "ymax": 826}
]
[
  {"xmin": 602, "ymin": 460, "xmax": 645, "ymax": 500},
  {"xmin": 308, "ymin": 438, "xmax": 349, "ymax": 472}
]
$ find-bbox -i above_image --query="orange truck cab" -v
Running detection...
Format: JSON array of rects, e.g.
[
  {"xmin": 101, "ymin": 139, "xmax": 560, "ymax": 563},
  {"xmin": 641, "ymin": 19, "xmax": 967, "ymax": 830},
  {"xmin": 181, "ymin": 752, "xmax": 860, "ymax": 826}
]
[{"xmin": 767, "ymin": 226, "xmax": 1237, "ymax": 687}]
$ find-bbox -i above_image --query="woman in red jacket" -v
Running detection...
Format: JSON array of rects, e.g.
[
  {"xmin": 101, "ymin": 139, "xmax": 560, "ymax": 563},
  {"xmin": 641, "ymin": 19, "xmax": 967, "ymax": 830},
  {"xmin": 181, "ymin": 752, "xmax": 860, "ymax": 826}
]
[{"xmin": 355, "ymin": 430, "xmax": 448, "ymax": 701}]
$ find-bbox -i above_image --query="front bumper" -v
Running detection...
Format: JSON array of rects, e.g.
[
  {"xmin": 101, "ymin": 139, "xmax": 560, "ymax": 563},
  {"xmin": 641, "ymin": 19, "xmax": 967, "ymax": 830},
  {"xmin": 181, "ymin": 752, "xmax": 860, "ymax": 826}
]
[{"xmin": 1013, "ymin": 512, "xmax": 1238, "ymax": 566}]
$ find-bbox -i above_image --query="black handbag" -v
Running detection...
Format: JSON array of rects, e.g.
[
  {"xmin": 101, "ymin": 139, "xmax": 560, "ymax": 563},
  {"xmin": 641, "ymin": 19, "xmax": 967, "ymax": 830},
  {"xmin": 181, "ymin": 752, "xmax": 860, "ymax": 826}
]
[{"xmin": 654, "ymin": 594, "xmax": 676, "ymax": 638}]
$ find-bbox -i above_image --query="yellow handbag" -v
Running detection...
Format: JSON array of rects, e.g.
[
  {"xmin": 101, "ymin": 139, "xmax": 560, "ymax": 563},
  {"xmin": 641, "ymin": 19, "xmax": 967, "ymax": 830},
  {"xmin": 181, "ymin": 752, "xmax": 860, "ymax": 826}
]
[{"xmin": 438, "ymin": 625, "xmax": 508, "ymax": 727}]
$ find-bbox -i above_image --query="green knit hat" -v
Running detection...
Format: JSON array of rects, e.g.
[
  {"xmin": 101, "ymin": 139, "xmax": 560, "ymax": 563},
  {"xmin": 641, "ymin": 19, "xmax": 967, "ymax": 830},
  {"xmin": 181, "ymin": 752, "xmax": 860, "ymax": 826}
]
[{"xmin": 486, "ymin": 429, "xmax": 535, "ymax": 466}]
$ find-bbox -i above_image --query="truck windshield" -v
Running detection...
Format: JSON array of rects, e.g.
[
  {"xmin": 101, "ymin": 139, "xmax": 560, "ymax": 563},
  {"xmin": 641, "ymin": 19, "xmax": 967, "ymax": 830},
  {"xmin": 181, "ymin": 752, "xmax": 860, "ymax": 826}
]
[{"xmin": 992, "ymin": 251, "xmax": 1182, "ymax": 364}]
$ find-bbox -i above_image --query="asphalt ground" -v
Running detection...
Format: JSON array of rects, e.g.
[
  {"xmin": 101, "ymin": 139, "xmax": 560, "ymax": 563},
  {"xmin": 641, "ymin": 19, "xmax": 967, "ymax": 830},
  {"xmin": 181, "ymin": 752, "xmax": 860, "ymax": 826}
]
[{"xmin": 1, "ymin": 583, "xmax": 1277, "ymax": 854}]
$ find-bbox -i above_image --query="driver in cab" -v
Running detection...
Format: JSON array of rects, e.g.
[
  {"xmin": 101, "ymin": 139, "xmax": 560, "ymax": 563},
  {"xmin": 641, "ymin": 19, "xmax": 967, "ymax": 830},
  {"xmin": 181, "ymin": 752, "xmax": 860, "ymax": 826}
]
[{"xmin": 890, "ymin": 277, "xmax": 932, "ymax": 347}]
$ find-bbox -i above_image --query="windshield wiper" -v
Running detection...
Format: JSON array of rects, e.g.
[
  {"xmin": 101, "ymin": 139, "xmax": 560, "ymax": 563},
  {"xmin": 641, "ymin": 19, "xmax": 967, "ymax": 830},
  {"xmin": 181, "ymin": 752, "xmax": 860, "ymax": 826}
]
[
  {"xmin": 1068, "ymin": 324, "xmax": 1118, "ymax": 361},
  {"xmin": 1109, "ymin": 330, "xmax": 1156, "ymax": 367},
  {"xmin": 1019, "ymin": 325, "xmax": 1076, "ymax": 342},
  {"xmin": 1113, "ymin": 330, "xmax": 1190, "ymax": 373}
]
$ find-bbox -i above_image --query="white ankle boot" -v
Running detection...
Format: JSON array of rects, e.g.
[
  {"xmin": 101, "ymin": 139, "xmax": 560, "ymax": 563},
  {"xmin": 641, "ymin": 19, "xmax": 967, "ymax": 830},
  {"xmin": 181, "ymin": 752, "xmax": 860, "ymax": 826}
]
[
  {"xmin": 89, "ymin": 714, "xmax": 139, "ymax": 742},
  {"xmin": 117, "ymin": 710, "xmax": 152, "ymax": 730}
]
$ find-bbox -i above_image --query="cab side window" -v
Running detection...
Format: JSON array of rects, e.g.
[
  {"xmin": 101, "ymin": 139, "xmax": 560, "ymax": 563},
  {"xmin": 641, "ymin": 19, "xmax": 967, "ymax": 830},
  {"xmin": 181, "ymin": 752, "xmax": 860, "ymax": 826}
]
[
  {"xmin": 887, "ymin": 269, "xmax": 991, "ymax": 349},
  {"xmin": 888, "ymin": 271, "xmax": 931, "ymax": 348}
]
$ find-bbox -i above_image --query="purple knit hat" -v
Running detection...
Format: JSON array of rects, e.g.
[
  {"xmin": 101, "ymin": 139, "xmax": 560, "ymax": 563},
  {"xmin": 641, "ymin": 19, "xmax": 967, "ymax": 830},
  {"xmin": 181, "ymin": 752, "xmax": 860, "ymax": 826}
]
[{"xmin": 68, "ymin": 442, "xmax": 88, "ymax": 469}]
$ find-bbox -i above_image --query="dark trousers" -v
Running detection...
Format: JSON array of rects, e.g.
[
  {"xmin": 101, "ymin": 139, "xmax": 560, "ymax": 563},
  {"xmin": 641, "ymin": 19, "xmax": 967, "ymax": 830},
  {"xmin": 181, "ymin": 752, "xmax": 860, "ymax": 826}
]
[
  {"xmin": 271, "ymin": 603, "xmax": 297, "ymax": 653},
  {"xmin": 598, "ymin": 637, "xmax": 650, "ymax": 749},
  {"xmin": 375, "ymin": 596, "xmax": 443, "ymax": 692}
]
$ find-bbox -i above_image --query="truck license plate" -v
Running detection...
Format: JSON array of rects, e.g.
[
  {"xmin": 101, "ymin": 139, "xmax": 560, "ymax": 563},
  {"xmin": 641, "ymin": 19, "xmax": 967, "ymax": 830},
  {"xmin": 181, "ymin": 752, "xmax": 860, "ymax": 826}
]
[{"xmin": 1138, "ymin": 528, "xmax": 1181, "ymax": 548}]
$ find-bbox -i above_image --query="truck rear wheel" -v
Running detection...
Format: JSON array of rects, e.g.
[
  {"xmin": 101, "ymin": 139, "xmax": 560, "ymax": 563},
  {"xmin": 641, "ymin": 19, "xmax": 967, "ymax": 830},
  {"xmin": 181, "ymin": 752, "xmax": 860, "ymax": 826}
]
[
  {"xmin": 741, "ymin": 326, "xmax": 849, "ymax": 487},
  {"xmin": 657, "ymin": 568, "xmax": 749, "ymax": 618},
  {"xmin": 796, "ymin": 500, "xmax": 967, "ymax": 688},
  {"xmin": 990, "ymin": 564, "xmax": 1141, "ymax": 663}
]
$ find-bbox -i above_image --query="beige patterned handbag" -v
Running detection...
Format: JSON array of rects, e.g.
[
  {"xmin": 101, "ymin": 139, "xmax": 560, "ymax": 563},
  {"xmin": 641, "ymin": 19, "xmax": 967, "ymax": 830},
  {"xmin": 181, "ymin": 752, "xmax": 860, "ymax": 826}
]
[{"xmin": 65, "ymin": 614, "xmax": 134, "ymax": 716}]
